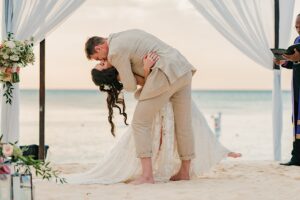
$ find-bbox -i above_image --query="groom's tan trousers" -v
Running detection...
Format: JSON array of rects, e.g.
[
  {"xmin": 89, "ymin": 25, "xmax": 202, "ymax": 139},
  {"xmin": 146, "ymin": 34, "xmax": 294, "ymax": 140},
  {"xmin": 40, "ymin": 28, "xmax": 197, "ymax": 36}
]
[{"xmin": 131, "ymin": 71, "xmax": 195, "ymax": 160}]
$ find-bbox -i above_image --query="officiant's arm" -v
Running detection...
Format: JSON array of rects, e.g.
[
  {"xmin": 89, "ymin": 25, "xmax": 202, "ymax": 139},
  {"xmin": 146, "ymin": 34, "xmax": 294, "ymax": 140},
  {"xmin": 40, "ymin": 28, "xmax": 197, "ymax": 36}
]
[
  {"xmin": 283, "ymin": 48, "xmax": 300, "ymax": 62},
  {"xmin": 273, "ymin": 58, "xmax": 293, "ymax": 69},
  {"xmin": 277, "ymin": 59, "xmax": 300, "ymax": 70},
  {"xmin": 108, "ymin": 54, "xmax": 137, "ymax": 92},
  {"xmin": 281, "ymin": 61, "xmax": 293, "ymax": 69}
]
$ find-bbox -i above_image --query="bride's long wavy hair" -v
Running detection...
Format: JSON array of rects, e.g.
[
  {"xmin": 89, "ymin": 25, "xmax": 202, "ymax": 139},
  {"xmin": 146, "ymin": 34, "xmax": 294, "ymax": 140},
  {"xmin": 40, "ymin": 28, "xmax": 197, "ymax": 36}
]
[{"xmin": 91, "ymin": 67, "xmax": 128, "ymax": 137}]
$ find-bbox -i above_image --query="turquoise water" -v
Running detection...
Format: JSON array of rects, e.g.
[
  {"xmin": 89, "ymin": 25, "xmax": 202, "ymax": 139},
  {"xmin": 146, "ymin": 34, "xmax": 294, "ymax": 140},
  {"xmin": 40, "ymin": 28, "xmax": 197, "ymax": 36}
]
[
  {"xmin": 18, "ymin": 90, "xmax": 293, "ymax": 163},
  {"xmin": 21, "ymin": 89, "xmax": 291, "ymax": 111}
]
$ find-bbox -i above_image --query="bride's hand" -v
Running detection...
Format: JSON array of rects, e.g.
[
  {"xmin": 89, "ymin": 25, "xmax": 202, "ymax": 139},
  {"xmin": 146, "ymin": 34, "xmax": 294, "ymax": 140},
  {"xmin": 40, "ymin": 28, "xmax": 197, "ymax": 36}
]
[
  {"xmin": 135, "ymin": 74, "xmax": 145, "ymax": 86},
  {"xmin": 143, "ymin": 52, "xmax": 159, "ymax": 72}
]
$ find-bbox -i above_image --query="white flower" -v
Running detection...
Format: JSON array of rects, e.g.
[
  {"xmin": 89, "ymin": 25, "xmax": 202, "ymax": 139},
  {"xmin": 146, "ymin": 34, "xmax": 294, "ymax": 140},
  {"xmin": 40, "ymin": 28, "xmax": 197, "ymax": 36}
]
[
  {"xmin": 2, "ymin": 144, "xmax": 14, "ymax": 157},
  {"xmin": 17, "ymin": 46, "xmax": 25, "ymax": 52},
  {"xmin": 2, "ymin": 54, "xmax": 9, "ymax": 60},
  {"xmin": 5, "ymin": 41, "xmax": 16, "ymax": 49},
  {"xmin": 104, "ymin": 85, "xmax": 111, "ymax": 90},
  {"xmin": 10, "ymin": 55, "xmax": 19, "ymax": 61},
  {"xmin": 11, "ymin": 48, "xmax": 18, "ymax": 54}
]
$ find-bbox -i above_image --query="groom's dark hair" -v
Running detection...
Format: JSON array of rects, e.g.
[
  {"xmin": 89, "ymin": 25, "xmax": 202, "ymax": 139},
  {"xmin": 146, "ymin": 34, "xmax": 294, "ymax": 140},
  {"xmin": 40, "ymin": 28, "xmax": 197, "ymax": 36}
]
[{"xmin": 85, "ymin": 36, "xmax": 106, "ymax": 59}]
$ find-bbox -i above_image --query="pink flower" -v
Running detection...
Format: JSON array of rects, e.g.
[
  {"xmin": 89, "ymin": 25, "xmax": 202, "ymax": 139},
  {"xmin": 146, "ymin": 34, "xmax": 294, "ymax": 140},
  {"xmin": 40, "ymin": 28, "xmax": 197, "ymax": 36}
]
[
  {"xmin": 5, "ymin": 67, "xmax": 13, "ymax": 73},
  {"xmin": 0, "ymin": 157, "xmax": 10, "ymax": 174},
  {"xmin": 2, "ymin": 144, "xmax": 13, "ymax": 157},
  {"xmin": 0, "ymin": 165, "xmax": 11, "ymax": 174}
]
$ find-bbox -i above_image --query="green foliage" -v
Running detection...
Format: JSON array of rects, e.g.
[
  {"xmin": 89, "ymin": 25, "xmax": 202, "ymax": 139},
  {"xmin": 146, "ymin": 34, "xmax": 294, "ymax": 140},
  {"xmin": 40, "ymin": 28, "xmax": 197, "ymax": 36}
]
[
  {"xmin": 0, "ymin": 135, "xmax": 66, "ymax": 184},
  {"xmin": 0, "ymin": 32, "xmax": 35, "ymax": 104}
]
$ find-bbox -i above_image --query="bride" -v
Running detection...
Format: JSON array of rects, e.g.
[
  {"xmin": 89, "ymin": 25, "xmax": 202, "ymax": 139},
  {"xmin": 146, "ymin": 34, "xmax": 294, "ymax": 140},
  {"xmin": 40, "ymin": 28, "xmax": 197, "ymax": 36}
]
[{"xmin": 67, "ymin": 52, "xmax": 241, "ymax": 185}]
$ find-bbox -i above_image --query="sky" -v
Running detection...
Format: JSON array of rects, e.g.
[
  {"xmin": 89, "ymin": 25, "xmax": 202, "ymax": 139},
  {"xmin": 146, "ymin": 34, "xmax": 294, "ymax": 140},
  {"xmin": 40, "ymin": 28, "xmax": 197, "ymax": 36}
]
[{"xmin": 2, "ymin": 0, "xmax": 300, "ymax": 90}]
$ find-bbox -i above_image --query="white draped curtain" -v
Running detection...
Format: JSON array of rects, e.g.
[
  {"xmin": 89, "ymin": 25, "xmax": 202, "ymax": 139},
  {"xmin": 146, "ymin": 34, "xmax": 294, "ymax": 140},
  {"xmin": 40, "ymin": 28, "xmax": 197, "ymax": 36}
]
[
  {"xmin": 189, "ymin": 0, "xmax": 295, "ymax": 160},
  {"xmin": 1, "ymin": 0, "xmax": 86, "ymax": 143}
]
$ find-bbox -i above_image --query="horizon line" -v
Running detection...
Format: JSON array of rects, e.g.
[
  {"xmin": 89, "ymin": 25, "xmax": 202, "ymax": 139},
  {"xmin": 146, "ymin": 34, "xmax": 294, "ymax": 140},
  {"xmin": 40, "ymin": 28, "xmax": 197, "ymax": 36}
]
[{"xmin": 19, "ymin": 89, "xmax": 292, "ymax": 92}]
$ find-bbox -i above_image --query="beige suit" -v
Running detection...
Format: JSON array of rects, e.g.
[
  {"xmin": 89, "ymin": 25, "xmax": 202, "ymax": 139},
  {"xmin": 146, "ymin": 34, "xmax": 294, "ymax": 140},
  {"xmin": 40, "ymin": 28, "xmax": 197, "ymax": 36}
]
[{"xmin": 108, "ymin": 29, "xmax": 196, "ymax": 159}]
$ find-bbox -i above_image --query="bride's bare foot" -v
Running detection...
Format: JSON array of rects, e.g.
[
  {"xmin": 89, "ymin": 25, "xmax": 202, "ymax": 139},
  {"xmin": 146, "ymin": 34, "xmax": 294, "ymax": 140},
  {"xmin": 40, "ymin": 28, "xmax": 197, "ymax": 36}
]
[
  {"xmin": 129, "ymin": 176, "xmax": 155, "ymax": 185},
  {"xmin": 227, "ymin": 152, "xmax": 242, "ymax": 158}
]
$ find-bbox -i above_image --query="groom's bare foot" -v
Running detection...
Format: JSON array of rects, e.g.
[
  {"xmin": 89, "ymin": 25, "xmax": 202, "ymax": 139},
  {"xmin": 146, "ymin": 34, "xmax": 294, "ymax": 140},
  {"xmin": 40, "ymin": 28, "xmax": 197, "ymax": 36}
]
[
  {"xmin": 170, "ymin": 160, "xmax": 191, "ymax": 181},
  {"xmin": 170, "ymin": 171, "xmax": 190, "ymax": 181},
  {"xmin": 129, "ymin": 176, "xmax": 155, "ymax": 185}
]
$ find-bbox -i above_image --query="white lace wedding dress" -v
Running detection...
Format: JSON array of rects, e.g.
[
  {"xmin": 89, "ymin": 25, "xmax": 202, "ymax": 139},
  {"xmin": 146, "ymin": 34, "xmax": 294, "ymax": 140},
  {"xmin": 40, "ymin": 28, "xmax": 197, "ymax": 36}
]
[{"xmin": 67, "ymin": 100, "xmax": 229, "ymax": 184}]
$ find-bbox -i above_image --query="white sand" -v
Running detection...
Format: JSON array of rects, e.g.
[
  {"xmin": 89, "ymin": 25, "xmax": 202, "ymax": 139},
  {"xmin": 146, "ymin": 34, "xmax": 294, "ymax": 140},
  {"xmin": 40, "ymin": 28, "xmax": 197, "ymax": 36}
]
[{"xmin": 34, "ymin": 160, "xmax": 300, "ymax": 200}]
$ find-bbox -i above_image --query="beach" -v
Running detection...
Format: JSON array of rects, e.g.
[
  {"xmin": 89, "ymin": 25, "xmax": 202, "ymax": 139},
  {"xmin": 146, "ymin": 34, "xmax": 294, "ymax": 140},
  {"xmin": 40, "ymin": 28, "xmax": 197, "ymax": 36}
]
[
  {"xmin": 34, "ymin": 160, "xmax": 300, "ymax": 200},
  {"xmin": 14, "ymin": 90, "xmax": 299, "ymax": 200}
]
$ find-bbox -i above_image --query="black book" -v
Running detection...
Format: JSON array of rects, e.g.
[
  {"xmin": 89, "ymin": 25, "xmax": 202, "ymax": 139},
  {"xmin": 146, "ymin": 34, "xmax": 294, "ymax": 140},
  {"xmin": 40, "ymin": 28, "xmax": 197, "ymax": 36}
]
[{"xmin": 271, "ymin": 43, "xmax": 300, "ymax": 60}]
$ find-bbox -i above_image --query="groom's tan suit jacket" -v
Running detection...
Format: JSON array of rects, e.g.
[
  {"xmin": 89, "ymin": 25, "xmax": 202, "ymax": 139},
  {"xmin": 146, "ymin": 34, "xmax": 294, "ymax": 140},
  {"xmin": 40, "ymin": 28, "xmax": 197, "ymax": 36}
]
[{"xmin": 108, "ymin": 29, "xmax": 196, "ymax": 100}]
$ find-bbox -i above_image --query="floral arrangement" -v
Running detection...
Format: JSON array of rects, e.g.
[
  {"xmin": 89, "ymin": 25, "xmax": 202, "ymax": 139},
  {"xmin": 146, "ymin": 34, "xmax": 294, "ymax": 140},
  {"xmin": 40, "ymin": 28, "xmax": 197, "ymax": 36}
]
[
  {"xmin": 0, "ymin": 33, "xmax": 35, "ymax": 104},
  {"xmin": 0, "ymin": 135, "xmax": 66, "ymax": 184}
]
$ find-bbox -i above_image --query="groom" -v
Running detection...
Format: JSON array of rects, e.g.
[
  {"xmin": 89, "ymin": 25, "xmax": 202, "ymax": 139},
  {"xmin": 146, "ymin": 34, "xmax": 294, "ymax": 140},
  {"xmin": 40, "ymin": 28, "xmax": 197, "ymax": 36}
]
[{"xmin": 85, "ymin": 29, "xmax": 196, "ymax": 184}]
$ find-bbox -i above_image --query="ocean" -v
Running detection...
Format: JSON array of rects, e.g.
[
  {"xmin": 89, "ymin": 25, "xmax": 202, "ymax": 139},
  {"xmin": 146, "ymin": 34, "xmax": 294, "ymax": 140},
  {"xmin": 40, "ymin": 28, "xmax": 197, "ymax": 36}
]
[{"xmin": 18, "ymin": 90, "xmax": 293, "ymax": 163}]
